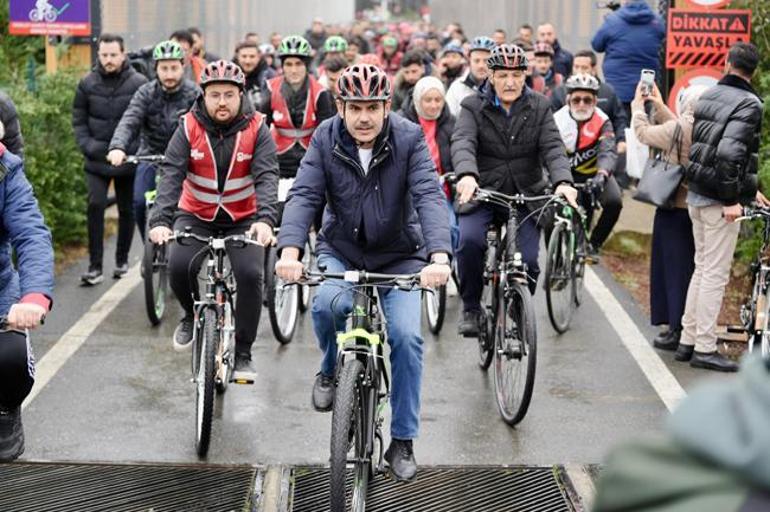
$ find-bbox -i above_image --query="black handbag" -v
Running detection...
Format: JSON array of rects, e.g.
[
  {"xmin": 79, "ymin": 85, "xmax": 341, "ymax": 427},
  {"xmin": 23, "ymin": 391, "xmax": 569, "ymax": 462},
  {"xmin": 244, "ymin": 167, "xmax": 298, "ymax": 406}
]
[{"xmin": 633, "ymin": 123, "xmax": 685, "ymax": 210}]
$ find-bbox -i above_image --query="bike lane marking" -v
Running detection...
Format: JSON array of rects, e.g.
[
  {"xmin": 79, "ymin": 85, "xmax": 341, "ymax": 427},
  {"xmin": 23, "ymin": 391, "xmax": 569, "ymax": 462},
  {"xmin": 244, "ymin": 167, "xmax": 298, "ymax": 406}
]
[
  {"xmin": 585, "ymin": 267, "xmax": 687, "ymax": 412},
  {"xmin": 22, "ymin": 263, "xmax": 142, "ymax": 411}
]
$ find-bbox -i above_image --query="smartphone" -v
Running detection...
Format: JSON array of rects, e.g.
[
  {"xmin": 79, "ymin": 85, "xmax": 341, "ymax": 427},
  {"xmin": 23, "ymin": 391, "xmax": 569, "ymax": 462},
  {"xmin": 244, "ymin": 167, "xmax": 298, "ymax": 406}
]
[{"xmin": 640, "ymin": 69, "xmax": 655, "ymax": 96}]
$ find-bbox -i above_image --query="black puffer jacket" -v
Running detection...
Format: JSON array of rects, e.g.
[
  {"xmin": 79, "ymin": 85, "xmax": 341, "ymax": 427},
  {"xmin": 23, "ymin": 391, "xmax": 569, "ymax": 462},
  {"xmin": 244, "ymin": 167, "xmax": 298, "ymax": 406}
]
[
  {"xmin": 451, "ymin": 82, "xmax": 572, "ymax": 201},
  {"xmin": 400, "ymin": 102, "xmax": 455, "ymax": 177},
  {"xmin": 72, "ymin": 61, "xmax": 148, "ymax": 176},
  {"xmin": 0, "ymin": 91, "xmax": 24, "ymax": 156},
  {"xmin": 109, "ymin": 78, "xmax": 199, "ymax": 156},
  {"xmin": 687, "ymin": 74, "xmax": 764, "ymax": 205}
]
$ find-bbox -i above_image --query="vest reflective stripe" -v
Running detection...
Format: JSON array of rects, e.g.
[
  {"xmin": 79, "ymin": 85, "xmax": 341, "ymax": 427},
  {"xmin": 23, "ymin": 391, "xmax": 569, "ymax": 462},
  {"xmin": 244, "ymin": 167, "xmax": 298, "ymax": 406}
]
[
  {"xmin": 267, "ymin": 75, "xmax": 325, "ymax": 154},
  {"xmin": 276, "ymin": 127, "xmax": 315, "ymax": 138},
  {"xmin": 178, "ymin": 111, "xmax": 264, "ymax": 222}
]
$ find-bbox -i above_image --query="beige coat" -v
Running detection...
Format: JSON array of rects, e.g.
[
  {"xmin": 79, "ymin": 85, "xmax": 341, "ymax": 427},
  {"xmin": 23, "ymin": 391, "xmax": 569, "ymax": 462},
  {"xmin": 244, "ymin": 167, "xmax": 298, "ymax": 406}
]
[{"xmin": 632, "ymin": 103, "xmax": 693, "ymax": 209}]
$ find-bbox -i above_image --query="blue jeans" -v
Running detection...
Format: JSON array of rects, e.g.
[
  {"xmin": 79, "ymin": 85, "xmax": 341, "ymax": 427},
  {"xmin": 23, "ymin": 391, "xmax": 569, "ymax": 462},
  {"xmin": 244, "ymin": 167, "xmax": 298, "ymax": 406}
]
[
  {"xmin": 311, "ymin": 254, "xmax": 424, "ymax": 440},
  {"xmin": 133, "ymin": 162, "xmax": 157, "ymax": 240}
]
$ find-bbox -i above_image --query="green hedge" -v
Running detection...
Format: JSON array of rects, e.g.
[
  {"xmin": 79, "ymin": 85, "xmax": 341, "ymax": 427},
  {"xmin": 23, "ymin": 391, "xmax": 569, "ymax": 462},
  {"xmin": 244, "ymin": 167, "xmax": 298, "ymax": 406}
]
[{"xmin": 11, "ymin": 73, "xmax": 87, "ymax": 247}]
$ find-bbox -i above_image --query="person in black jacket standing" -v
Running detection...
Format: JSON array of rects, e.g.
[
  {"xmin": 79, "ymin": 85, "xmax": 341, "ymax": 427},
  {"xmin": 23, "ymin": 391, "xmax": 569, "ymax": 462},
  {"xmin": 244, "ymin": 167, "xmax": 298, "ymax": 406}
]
[
  {"xmin": 451, "ymin": 44, "xmax": 577, "ymax": 336},
  {"xmin": 72, "ymin": 34, "xmax": 148, "ymax": 286},
  {"xmin": 679, "ymin": 42, "xmax": 769, "ymax": 372}
]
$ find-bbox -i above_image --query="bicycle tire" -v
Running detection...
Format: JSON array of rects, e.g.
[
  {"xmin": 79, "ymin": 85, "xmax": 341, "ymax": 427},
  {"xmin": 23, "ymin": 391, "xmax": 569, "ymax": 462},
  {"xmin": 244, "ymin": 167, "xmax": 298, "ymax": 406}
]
[
  {"xmin": 573, "ymin": 218, "xmax": 588, "ymax": 307},
  {"xmin": 494, "ymin": 281, "xmax": 537, "ymax": 426},
  {"xmin": 265, "ymin": 247, "xmax": 300, "ymax": 344},
  {"xmin": 195, "ymin": 307, "xmax": 218, "ymax": 457},
  {"xmin": 760, "ymin": 285, "xmax": 770, "ymax": 358},
  {"xmin": 143, "ymin": 241, "xmax": 168, "ymax": 326},
  {"xmin": 299, "ymin": 239, "xmax": 315, "ymax": 313},
  {"xmin": 330, "ymin": 359, "xmax": 367, "ymax": 512},
  {"xmin": 423, "ymin": 285, "xmax": 447, "ymax": 335},
  {"xmin": 545, "ymin": 223, "xmax": 574, "ymax": 334},
  {"xmin": 478, "ymin": 265, "xmax": 496, "ymax": 370}
]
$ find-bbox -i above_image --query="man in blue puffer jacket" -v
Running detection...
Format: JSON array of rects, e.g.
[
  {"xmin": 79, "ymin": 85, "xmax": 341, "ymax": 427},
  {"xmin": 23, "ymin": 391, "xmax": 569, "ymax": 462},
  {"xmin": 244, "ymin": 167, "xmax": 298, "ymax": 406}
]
[
  {"xmin": 0, "ymin": 143, "xmax": 54, "ymax": 462},
  {"xmin": 276, "ymin": 64, "xmax": 451, "ymax": 482},
  {"xmin": 592, "ymin": 0, "xmax": 665, "ymax": 116}
]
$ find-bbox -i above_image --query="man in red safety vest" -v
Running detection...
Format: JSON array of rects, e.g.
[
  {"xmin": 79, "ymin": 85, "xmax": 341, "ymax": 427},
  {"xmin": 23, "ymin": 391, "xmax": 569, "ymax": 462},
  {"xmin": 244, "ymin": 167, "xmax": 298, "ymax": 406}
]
[
  {"xmin": 148, "ymin": 60, "xmax": 279, "ymax": 381},
  {"xmin": 257, "ymin": 35, "xmax": 335, "ymax": 180}
]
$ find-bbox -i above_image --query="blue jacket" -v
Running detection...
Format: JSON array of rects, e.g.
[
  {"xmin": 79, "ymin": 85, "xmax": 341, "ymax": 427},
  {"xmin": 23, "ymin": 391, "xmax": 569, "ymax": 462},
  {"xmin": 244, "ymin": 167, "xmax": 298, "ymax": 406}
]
[
  {"xmin": 0, "ymin": 147, "xmax": 54, "ymax": 316},
  {"xmin": 277, "ymin": 113, "xmax": 452, "ymax": 274},
  {"xmin": 592, "ymin": 0, "xmax": 665, "ymax": 103}
]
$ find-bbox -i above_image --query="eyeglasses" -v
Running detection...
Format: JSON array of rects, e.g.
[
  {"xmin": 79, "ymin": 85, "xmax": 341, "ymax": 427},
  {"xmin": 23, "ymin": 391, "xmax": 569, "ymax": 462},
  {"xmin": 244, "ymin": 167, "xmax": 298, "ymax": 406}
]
[{"xmin": 569, "ymin": 96, "xmax": 595, "ymax": 106}]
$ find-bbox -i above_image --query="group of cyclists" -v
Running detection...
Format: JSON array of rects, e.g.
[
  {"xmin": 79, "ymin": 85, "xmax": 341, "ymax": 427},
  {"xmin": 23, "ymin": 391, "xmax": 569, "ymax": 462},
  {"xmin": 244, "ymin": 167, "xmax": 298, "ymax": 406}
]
[{"xmin": 3, "ymin": 18, "xmax": 629, "ymax": 491}]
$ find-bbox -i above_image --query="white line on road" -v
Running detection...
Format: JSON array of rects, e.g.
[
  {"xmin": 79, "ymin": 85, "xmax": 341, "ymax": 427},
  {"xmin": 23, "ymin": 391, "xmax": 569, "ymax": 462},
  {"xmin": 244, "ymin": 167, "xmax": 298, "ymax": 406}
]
[
  {"xmin": 23, "ymin": 263, "xmax": 142, "ymax": 410},
  {"xmin": 585, "ymin": 267, "xmax": 687, "ymax": 412}
]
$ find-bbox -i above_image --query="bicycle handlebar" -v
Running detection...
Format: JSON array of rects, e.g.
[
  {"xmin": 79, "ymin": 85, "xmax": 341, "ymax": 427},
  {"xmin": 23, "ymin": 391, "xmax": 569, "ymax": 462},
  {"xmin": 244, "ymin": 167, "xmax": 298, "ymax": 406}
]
[
  {"xmin": 126, "ymin": 154, "xmax": 166, "ymax": 165},
  {"xmin": 173, "ymin": 230, "xmax": 263, "ymax": 248},
  {"xmin": 735, "ymin": 206, "xmax": 770, "ymax": 223},
  {"xmin": 297, "ymin": 270, "xmax": 422, "ymax": 291},
  {"xmin": 474, "ymin": 188, "xmax": 555, "ymax": 207}
]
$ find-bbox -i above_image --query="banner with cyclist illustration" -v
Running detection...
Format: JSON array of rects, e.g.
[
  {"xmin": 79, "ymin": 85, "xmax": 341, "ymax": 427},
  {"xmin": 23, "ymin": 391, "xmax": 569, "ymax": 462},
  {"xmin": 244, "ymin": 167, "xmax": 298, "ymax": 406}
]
[{"xmin": 9, "ymin": 0, "xmax": 91, "ymax": 36}]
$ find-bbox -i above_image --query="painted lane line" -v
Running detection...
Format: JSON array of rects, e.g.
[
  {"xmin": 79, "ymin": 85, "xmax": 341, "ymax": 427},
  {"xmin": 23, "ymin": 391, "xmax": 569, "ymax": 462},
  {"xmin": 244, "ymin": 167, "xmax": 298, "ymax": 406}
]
[
  {"xmin": 23, "ymin": 263, "xmax": 142, "ymax": 410},
  {"xmin": 585, "ymin": 267, "xmax": 687, "ymax": 412}
]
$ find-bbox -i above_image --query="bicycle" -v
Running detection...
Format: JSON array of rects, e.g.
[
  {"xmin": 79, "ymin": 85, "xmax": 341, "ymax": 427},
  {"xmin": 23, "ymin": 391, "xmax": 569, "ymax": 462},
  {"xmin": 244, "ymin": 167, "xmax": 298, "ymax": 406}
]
[
  {"xmin": 300, "ymin": 269, "xmax": 425, "ymax": 512},
  {"xmin": 470, "ymin": 188, "xmax": 557, "ymax": 426},
  {"xmin": 543, "ymin": 182, "xmax": 598, "ymax": 334},
  {"xmin": 174, "ymin": 228, "xmax": 261, "ymax": 457},
  {"xmin": 738, "ymin": 207, "xmax": 770, "ymax": 357},
  {"xmin": 263, "ymin": 177, "xmax": 316, "ymax": 344},
  {"xmin": 128, "ymin": 154, "xmax": 168, "ymax": 326}
]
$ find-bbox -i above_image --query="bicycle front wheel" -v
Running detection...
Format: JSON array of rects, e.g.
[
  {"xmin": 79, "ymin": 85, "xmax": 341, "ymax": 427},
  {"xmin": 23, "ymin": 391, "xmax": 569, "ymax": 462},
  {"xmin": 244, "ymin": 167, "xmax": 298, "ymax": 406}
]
[
  {"xmin": 195, "ymin": 307, "xmax": 218, "ymax": 457},
  {"xmin": 423, "ymin": 285, "xmax": 447, "ymax": 335},
  {"xmin": 143, "ymin": 241, "xmax": 168, "ymax": 326},
  {"xmin": 266, "ymin": 247, "xmax": 299, "ymax": 344},
  {"xmin": 545, "ymin": 223, "xmax": 575, "ymax": 334},
  {"xmin": 330, "ymin": 359, "xmax": 368, "ymax": 512},
  {"xmin": 494, "ymin": 281, "xmax": 537, "ymax": 426}
]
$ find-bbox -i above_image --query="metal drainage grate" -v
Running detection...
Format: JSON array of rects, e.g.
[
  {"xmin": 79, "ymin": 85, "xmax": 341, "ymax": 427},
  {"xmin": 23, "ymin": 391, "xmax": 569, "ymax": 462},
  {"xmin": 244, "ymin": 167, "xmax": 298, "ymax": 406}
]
[
  {"xmin": 291, "ymin": 466, "xmax": 575, "ymax": 512},
  {"xmin": 0, "ymin": 461, "xmax": 258, "ymax": 512}
]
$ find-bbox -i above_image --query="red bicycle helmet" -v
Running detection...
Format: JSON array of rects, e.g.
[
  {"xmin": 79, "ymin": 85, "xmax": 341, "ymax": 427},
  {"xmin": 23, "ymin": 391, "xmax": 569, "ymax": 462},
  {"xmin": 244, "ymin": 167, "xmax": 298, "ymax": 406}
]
[
  {"xmin": 200, "ymin": 60, "xmax": 246, "ymax": 90},
  {"xmin": 337, "ymin": 64, "xmax": 391, "ymax": 101},
  {"xmin": 487, "ymin": 44, "xmax": 528, "ymax": 71}
]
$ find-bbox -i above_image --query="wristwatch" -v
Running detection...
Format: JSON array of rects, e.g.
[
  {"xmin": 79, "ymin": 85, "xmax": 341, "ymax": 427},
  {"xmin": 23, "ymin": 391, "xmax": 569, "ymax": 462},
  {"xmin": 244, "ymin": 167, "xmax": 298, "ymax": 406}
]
[{"xmin": 430, "ymin": 253, "xmax": 450, "ymax": 265}]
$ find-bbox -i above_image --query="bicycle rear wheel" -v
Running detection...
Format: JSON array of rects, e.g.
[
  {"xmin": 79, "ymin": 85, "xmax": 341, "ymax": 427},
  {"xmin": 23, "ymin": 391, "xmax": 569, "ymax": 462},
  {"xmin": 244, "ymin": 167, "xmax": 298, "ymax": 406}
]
[
  {"xmin": 545, "ymin": 223, "xmax": 575, "ymax": 334},
  {"xmin": 494, "ymin": 281, "xmax": 537, "ymax": 426},
  {"xmin": 423, "ymin": 285, "xmax": 447, "ymax": 335},
  {"xmin": 142, "ymin": 241, "xmax": 168, "ymax": 326},
  {"xmin": 330, "ymin": 359, "xmax": 368, "ymax": 512},
  {"xmin": 265, "ymin": 247, "xmax": 299, "ymax": 344},
  {"xmin": 195, "ymin": 307, "xmax": 218, "ymax": 457}
]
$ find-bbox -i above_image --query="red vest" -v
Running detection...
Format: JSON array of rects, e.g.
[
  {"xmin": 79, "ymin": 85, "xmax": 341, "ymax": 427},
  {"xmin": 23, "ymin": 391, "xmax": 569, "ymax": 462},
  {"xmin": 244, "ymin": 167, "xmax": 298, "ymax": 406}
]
[
  {"xmin": 267, "ymin": 75, "xmax": 325, "ymax": 154},
  {"xmin": 178, "ymin": 111, "xmax": 264, "ymax": 222}
]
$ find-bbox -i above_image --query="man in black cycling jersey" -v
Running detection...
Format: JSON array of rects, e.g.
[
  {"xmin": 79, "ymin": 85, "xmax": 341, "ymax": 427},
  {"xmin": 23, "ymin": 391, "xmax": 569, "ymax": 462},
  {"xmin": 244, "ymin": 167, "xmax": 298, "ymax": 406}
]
[
  {"xmin": 553, "ymin": 73, "xmax": 620, "ymax": 258},
  {"xmin": 275, "ymin": 64, "xmax": 451, "ymax": 482},
  {"xmin": 452, "ymin": 44, "xmax": 577, "ymax": 337},
  {"xmin": 107, "ymin": 40, "xmax": 199, "ymax": 240}
]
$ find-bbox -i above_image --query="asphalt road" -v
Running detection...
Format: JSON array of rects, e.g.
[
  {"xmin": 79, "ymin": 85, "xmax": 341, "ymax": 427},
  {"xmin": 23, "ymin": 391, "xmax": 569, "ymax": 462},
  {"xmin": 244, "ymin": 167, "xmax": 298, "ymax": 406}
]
[{"xmin": 20, "ymin": 234, "xmax": 733, "ymax": 468}]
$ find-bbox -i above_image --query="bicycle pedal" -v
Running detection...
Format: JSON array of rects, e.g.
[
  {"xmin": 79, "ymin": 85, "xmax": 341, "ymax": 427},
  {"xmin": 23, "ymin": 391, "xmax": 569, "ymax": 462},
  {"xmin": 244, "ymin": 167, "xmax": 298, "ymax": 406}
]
[{"xmin": 230, "ymin": 377, "xmax": 255, "ymax": 385}]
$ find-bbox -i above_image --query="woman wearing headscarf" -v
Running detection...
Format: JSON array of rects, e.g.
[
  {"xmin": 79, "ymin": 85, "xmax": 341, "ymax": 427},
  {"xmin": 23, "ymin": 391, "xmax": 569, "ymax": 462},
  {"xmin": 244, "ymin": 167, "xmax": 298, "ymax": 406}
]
[
  {"xmin": 400, "ymin": 76, "xmax": 458, "ymax": 250},
  {"xmin": 631, "ymin": 82, "xmax": 708, "ymax": 352}
]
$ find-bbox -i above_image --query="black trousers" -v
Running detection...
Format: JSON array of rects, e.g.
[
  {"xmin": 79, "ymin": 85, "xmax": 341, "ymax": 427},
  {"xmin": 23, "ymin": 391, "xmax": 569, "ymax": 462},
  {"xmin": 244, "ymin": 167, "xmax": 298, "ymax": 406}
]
[
  {"xmin": 169, "ymin": 213, "xmax": 265, "ymax": 352},
  {"xmin": 575, "ymin": 174, "xmax": 623, "ymax": 249},
  {"xmin": 650, "ymin": 208, "xmax": 695, "ymax": 329},
  {"xmin": 0, "ymin": 330, "xmax": 34, "ymax": 409},
  {"xmin": 86, "ymin": 172, "xmax": 135, "ymax": 270}
]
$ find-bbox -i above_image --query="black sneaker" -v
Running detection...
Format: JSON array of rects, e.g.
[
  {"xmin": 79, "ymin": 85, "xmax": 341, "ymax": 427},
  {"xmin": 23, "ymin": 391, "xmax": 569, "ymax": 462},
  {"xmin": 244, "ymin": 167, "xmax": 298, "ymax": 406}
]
[
  {"xmin": 652, "ymin": 329, "xmax": 671, "ymax": 345},
  {"xmin": 312, "ymin": 372, "xmax": 335, "ymax": 412},
  {"xmin": 674, "ymin": 343, "xmax": 695, "ymax": 362},
  {"xmin": 385, "ymin": 438, "xmax": 417, "ymax": 482},
  {"xmin": 80, "ymin": 268, "xmax": 104, "ymax": 286},
  {"xmin": 654, "ymin": 328, "xmax": 681, "ymax": 351},
  {"xmin": 173, "ymin": 316, "xmax": 194, "ymax": 352},
  {"xmin": 690, "ymin": 351, "xmax": 739, "ymax": 372},
  {"xmin": 458, "ymin": 310, "xmax": 481, "ymax": 337},
  {"xmin": 0, "ymin": 406, "xmax": 24, "ymax": 462},
  {"xmin": 113, "ymin": 263, "xmax": 129, "ymax": 279},
  {"xmin": 232, "ymin": 352, "xmax": 257, "ymax": 383}
]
